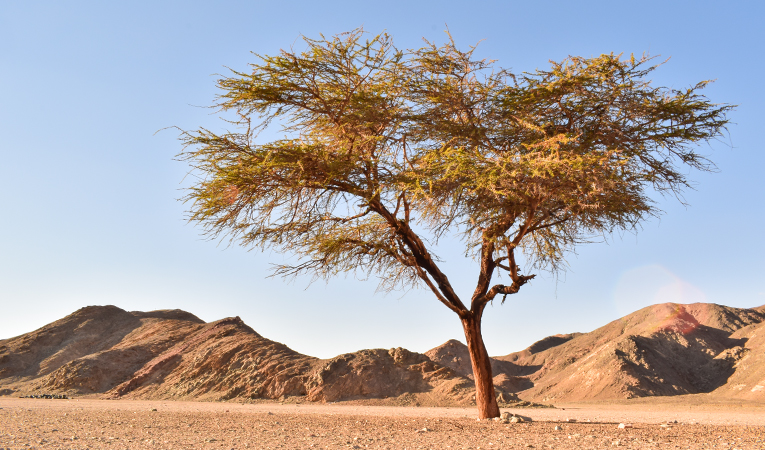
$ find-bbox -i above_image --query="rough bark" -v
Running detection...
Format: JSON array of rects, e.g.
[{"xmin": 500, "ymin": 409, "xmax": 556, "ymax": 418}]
[{"xmin": 461, "ymin": 314, "xmax": 500, "ymax": 419}]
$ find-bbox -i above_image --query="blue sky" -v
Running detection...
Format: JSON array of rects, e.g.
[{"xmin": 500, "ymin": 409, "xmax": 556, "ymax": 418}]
[{"xmin": 1, "ymin": 1, "xmax": 763, "ymax": 358}]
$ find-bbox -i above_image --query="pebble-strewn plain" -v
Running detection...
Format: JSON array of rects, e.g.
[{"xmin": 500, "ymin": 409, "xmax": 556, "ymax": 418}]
[{"xmin": 1, "ymin": 399, "xmax": 764, "ymax": 449}]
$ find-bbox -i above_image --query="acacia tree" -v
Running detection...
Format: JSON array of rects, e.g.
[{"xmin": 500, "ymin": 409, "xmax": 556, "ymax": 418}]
[{"xmin": 179, "ymin": 30, "xmax": 731, "ymax": 418}]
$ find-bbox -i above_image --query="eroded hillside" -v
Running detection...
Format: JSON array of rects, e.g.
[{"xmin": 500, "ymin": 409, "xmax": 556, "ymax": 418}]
[
  {"xmin": 0, "ymin": 306, "xmax": 483, "ymax": 405},
  {"xmin": 492, "ymin": 303, "xmax": 765, "ymax": 402},
  {"xmin": 1, "ymin": 302, "xmax": 763, "ymax": 404}
]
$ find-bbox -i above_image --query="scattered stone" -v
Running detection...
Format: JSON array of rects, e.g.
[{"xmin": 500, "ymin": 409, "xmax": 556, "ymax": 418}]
[
  {"xmin": 566, "ymin": 418, "xmax": 576, "ymax": 422},
  {"xmin": 150, "ymin": 408, "xmax": 158, "ymax": 412},
  {"xmin": 415, "ymin": 427, "xmax": 429, "ymax": 433},
  {"xmin": 617, "ymin": 423, "xmax": 633, "ymax": 429},
  {"xmin": 554, "ymin": 425, "xmax": 563, "ymax": 431},
  {"xmin": 500, "ymin": 412, "xmax": 512, "ymax": 420}
]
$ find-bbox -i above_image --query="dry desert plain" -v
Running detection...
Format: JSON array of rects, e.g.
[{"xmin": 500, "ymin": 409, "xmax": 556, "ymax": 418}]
[
  {"xmin": 3, "ymin": 302, "xmax": 765, "ymax": 448},
  {"xmin": 1, "ymin": 396, "xmax": 764, "ymax": 450}
]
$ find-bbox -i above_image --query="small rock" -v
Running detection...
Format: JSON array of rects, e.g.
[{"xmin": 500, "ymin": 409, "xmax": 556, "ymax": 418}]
[
  {"xmin": 554, "ymin": 426, "xmax": 562, "ymax": 431},
  {"xmin": 617, "ymin": 423, "xmax": 633, "ymax": 429},
  {"xmin": 150, "ymin": 408, "xmax": 157, "ymax": 412},
  {"xmin": 566, "ymin": 418, "xmax": 576, "ymax": 422},
  {"xmin": 500, "ymin": 412, "xmax": 512, "ymax": 420},
  {"xmin": 415, "ymin": 427, "xmax": 429, "ymax": 433}
]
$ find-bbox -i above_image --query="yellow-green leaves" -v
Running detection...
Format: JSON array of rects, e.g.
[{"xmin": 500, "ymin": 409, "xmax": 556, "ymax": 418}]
[{"xmin": 179, "ymin": 29, "xmax": 731, "ymax": 303}]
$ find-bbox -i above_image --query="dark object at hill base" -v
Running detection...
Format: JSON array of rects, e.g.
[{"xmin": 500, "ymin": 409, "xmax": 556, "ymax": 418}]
[{"xmin": 20, "ymin": 393, "xmax": 68, "ymax": 399}]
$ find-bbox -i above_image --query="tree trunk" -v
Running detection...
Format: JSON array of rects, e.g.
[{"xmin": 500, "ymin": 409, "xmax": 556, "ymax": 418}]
[{"xmin": 461, "ymin": 315, "xmax": 500, "ymax": 419}]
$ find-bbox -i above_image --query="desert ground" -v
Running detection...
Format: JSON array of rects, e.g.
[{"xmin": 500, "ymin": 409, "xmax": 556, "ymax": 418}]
[
  {"xmin": 1, "ymin": 397, "xmax": 763, "ymax": 449},
  {"xmin": 3, "ymin": 303, "xmax": 764, "ymax": 448}
]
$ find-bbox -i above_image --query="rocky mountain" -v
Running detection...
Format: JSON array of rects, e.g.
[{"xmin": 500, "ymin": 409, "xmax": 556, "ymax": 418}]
[
  {"xmin": 1, "ymin": 302, "xmax": 763, "ymax": 404},
  {"xmin": 709, "ymin": 318, "xmax": 765, "ymax": 399},
  {"xmin": 0, "ymin": 306, "xmax": 484, "ymax": 405},
  {"xmin": 493, "ymin": 302, "xmax": 765, "ymax": 402}
]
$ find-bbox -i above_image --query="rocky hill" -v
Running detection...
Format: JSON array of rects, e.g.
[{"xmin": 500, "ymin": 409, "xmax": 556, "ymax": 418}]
[
  {"xmin": 493, "ymin": 302, "xmax": 765, "ymax": 402},
  {"xmin": 0, "ymin": 306, "xmax": 482, "ymax": 405},
  {"xmin": 1, "ymin": 302, "xmax": 763, "ymax": 404}
]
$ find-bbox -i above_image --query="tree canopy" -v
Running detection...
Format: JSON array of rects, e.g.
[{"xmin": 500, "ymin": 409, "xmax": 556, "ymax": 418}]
[{"xmin": 178, "ymin": 29, "xmax": 731, "ymax": 417}]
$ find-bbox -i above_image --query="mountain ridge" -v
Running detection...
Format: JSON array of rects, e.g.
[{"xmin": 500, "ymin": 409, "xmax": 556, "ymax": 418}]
[{"xmin": 1, "ymin": 302, "xmax": 763, "ymax": 404}]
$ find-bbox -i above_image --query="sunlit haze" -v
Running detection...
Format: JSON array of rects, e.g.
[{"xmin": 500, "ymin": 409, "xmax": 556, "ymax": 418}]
[{"xmin": 2, "ymin": 1, "xmax": 763, "ymax": 358}]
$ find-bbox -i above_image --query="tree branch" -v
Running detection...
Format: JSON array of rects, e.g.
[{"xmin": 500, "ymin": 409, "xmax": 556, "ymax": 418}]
[{"xmin": 370, "ymin": 199, "xmax": 469, "ymax": 315}]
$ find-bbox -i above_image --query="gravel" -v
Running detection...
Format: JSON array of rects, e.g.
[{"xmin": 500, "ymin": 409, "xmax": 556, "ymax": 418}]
[{"xmin": 1, "ymin": 398, "xmax": 763, "ymax": 449}]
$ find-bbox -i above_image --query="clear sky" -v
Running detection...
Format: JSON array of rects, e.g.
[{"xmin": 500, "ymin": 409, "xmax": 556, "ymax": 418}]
[{"xmin": 1, "ymin": 1, "xmax": 763, "ymax": 359}]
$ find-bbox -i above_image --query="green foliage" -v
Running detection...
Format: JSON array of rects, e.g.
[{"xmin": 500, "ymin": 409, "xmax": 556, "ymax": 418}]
[{"xmin": 179, "ymin": 29, "xmax": 731, "ymax": 316}]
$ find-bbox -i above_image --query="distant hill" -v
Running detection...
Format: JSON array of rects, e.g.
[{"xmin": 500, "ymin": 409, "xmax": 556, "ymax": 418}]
[
  {"xmin": 493, "ymin": 302, "xmax": 765, "ymax": 402},
  {"xmin": 1, "ymin": 302, "xmax": 763, "ymax": 404},
  {"xmin": 0, "ymin": 306, "xmax": 483, "ymax": 406}
]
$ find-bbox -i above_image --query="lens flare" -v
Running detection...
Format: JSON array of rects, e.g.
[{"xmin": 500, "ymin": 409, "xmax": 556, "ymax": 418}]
[{"xmin": 613, "ymin": 264, "xmax": 707, "ymax": 317}]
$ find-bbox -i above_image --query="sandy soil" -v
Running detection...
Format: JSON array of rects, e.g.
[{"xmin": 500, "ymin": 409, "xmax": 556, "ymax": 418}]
[{"xmin": 1, "ymin": 398, "xmax": 763, "ymax": 449}]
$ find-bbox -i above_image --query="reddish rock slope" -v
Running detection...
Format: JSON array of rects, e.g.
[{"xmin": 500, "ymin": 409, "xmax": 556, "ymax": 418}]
[
  {"xmin": 709, "ymin": 318, "xmax": 765, "ymax": 399},
  {"xmin": 489, "ymin": 303, "xmax": 765, "ymax": 402},
  {"xmin": 2, "ymin": 302, "xmax": 763, "ymax": 404},
  {"xmin": 0, "ymin": 306, "xmax": 480, "ymax": 405}
]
